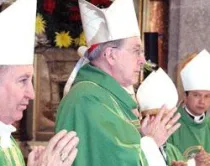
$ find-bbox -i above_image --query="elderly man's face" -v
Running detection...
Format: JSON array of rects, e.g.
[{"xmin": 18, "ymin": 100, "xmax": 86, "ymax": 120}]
[
  {"xmin": 112, "ymin": 37, "xmax": 145, "ymax": 87},
  {"xmin": 0, "ymin": 65, "xmax": 34, "ymax": 124},
  {"xmin": 184, "ymin": 90, "xmax": 210, "ymax": 116}
]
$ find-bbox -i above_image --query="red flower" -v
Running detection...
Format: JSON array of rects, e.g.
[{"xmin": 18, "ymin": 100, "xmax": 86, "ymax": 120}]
[
  {"xmin": 68, "ymin": 6, "xmax": 81, "ymax": 21},
  {"xmin": 90, "ymin": 0, "xmax": 111, "ymax": 7},
  {"xmin": 43, "ymin": 0, "xmax": 56, "ymax": 14}
]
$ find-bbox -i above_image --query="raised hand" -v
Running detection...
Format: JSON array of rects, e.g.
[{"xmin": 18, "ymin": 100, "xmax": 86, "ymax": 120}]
[{"xmin": 140, "ymin": 105, "xmax": 181, "ymax": 147}]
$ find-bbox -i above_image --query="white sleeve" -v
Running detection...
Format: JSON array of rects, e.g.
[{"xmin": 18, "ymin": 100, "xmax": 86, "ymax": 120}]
[
  {"xmin": 141, "ymin": 136, "xmax": 167, "ymax": 166},
  {"xmin": 187, "ymin": 158, "xmax": 196, "ymax": 166}
]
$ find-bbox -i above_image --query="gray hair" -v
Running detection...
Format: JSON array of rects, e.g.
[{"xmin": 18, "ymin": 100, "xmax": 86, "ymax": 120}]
[{"xmin": 87, "ymin": 39, "xmax": 125, "ymax": 61}]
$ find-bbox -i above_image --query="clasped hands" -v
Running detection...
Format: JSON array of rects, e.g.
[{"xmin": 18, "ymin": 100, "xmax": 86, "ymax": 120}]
[{"xmin": 27, "ymin": 130, "xmax": 79, "ymax": 166}]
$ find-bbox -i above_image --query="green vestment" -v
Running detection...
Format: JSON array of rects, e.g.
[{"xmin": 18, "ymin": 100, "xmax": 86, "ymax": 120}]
[
  {"xmin": 56, "ymin": 64, "xmax": 150, "ymax": 166},
  {"xmin": 56, "ymin": 64, "xmax": 185, "ymax": 166},
  {"xmin": 0, "ymin": 136, "xmax": 25, "ymax": 166},
  {"xmin": 166, "ymin": 143, "xmax": 186, "ymax": 165},
  {"xmin": 168, "ymin": 106, "xmax": 210, "ymax": 155}
]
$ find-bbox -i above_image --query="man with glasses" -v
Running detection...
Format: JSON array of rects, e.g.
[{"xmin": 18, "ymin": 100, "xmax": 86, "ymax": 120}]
[{"xmin": 56, "ymin": 0, "xmax": 181, "ymax": 165}]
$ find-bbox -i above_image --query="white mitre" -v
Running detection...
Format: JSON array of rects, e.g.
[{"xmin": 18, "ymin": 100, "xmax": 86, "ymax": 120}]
[
  {"xmin": 0, "ymin": 0, "xmax": 37, "ymax": 64},
  {"xmin": 181, "ymin": 49, "xmax": 210, "ymax": 91},
  {"xmin": 137, "ymin": 68, "xmax": 178, "ymax": 112},
  {"xmin": 79, "ymin": 0, "xmax": 140, "ymax": 47}
]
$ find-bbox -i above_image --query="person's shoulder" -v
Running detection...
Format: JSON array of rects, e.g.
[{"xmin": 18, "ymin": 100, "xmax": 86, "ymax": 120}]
[
  {"xmin": 70, "ymin": 81, "xmax": 109, "ymax": 98},
  {"xmin": 62, "ymin": 81, "xmax": 110, "ymax": 105}
]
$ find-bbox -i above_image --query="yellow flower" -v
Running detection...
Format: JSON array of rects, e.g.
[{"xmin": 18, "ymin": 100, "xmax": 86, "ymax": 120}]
[
  {"xmin": 74, "ymin": 31, "xmax": 87, "ymax": 46},
  {"xmin": 55, "ymin": 31, "xmax": 73, "ymax": 48},
  {"xmin": 36, "ymin": 14, "xmax": 46, "ymax": 35}
]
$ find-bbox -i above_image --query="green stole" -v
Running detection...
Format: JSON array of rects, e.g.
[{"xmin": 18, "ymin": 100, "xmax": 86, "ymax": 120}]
[{"xmin": 0, "ymin": 136, "xmax": 25, "ymax": 166}]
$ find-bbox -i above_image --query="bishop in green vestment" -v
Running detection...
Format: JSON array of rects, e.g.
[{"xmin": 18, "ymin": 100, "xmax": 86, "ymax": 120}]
[
  {"xmin": 168, "ymin": 50, "xmax": 210, "ymax": 164},
  {"xmin": 56, "ymin": 0, "xmax": 185, "ymax": 165},
  {"xmin": 55, "ymin": 0, "xmax": 151, "ymax": 164},
  {"xmin": 0, "ymin": 0, "xmax": 36, "ymax": 165},
  {"xmin": 0, "ymin": 0, "xmax": 79, "ymax": 165}
]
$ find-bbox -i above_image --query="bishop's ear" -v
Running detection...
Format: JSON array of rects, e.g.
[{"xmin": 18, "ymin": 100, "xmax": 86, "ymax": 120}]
[{"xmin": 103, "ymin": 47, "xmax": 117, "ymax": 65}]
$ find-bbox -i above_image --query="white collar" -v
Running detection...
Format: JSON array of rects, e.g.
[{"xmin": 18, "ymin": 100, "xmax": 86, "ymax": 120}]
[
  {"xmin": 0, "ymin": 121, "xmax": 16, "ymax": 148},
  {"xmin": 122, "ymin": 86, "xmax": 135, "ymax": 95},
  {"xmin": 184, "ymin": 106, "xmax": 205, "ymax": 123}
]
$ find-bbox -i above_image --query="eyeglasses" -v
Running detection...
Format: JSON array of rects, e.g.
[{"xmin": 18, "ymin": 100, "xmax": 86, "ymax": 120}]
[{"xmin": 111, "ymin": 46, "xmax": 145, "ymax": 57}]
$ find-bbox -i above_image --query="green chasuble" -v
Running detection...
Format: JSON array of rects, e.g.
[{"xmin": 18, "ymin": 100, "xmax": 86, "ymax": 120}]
[
  {"xmin": 0, "ymin": 136, "xmax": 25, "ymax": 166},
  {"xmin": 168, "ymin": 106, "xmax": 210, "ymax": 155},
  {"xmin": 56, "ymin": 64, "xmax": 148, "ymax": 166},
  {"xmin": 166, "ymin": 143, "xmax": 186, "ymax": 165}
]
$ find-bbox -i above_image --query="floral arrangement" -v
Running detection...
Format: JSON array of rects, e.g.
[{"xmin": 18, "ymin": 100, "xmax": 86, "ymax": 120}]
[
  {"xmin": 36, "ymin": 0, "xmax": 112, "ymax": 49},
  {"xmin": 143, "ymin": 60, "xmax": 157, "ymax": 72}
]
